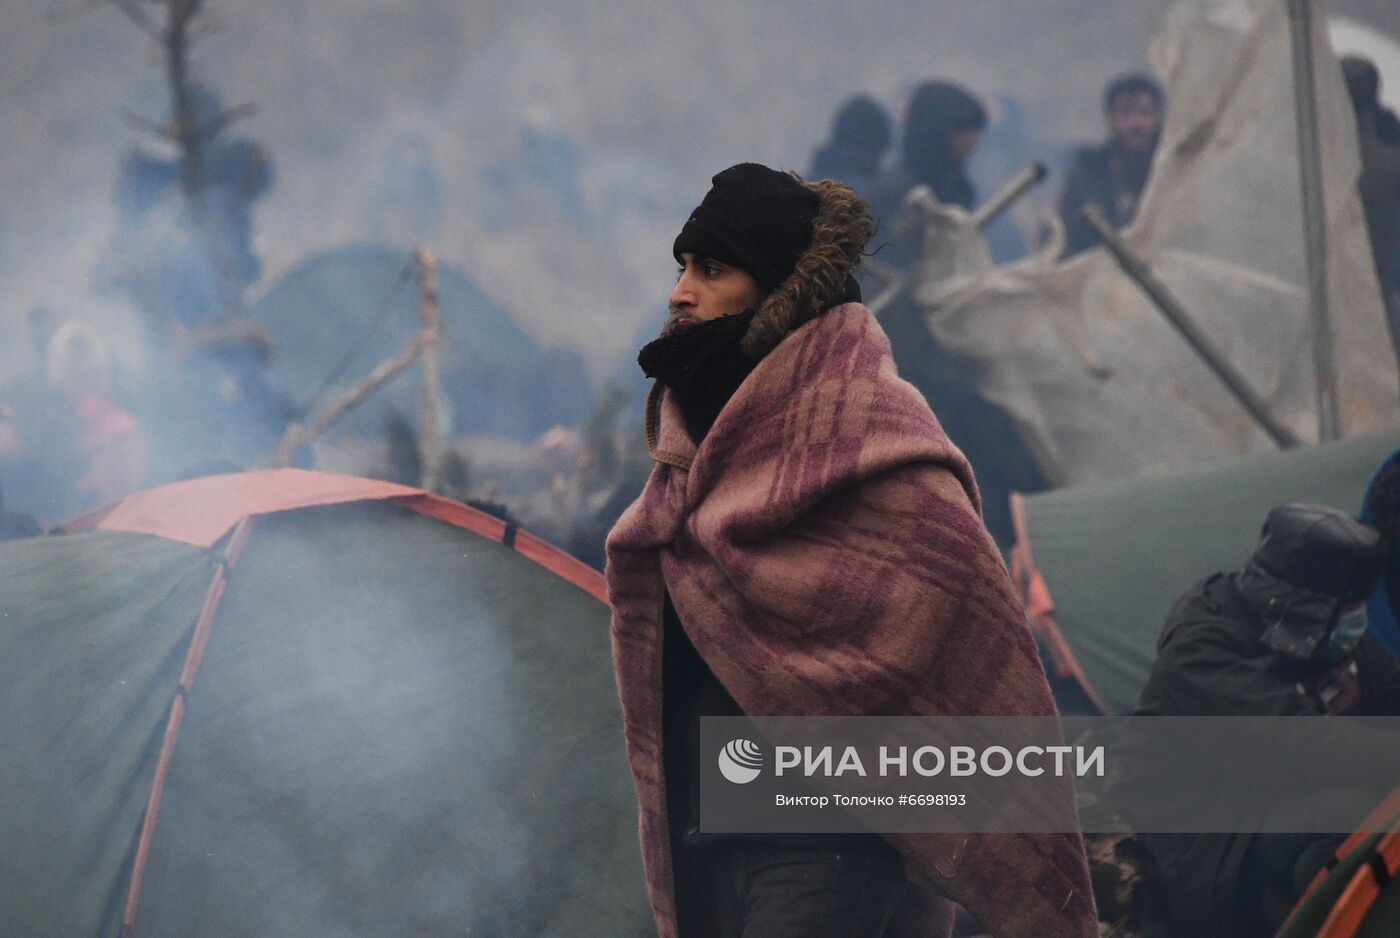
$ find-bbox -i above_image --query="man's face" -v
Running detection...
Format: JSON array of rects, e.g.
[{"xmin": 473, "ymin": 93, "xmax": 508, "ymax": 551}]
[
  {"xmin": 669, "ymin": 253, "xmax": 767, "ymax": 325},
  {"xmin": 1107, "ymin": 92, "xmax": 1162, "ymax": 154}
]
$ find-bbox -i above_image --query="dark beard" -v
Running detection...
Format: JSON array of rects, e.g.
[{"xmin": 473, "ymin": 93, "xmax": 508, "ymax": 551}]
[{"xmin": 637, "ymin": 307, "xmax": 759, "ymax": 444}]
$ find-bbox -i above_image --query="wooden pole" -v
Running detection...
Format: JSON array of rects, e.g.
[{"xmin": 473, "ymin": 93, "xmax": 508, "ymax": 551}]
[
  {"xmin": 1286, "ymin": 0, "xmax": 1341, "ymax": 440},
  {"xmin": 971, "ymin": 161, "xmax": 1048, "ymax": 231},
  {"xmin": 415, "ymin": 248, "xmax": 444, "ymax": 492},
  {"xmin": 870, "ymin": 164, "xmax": 1045, "ymax": 319},
  {"xmin": 1082, "ymin": 205, "xmax": 1301, "ymax": 449}
]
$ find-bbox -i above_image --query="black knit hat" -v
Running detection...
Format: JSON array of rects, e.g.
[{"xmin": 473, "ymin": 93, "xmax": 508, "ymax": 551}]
[
  {"xmin": 672, "ymin": 163, "xmax": 820, "ymax": 293},
  {"xmin": 1248, "ymin": 503, "xmax": 1385, "ymax": 603}
]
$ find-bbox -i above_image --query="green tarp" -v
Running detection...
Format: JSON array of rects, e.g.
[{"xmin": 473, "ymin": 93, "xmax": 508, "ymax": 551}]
[
  {"xmin": 0, "ymin": 499, "xmax": 648, "ymax": 936},
  {"xmin": 1015, "ymin": 429, "xmax": 1400, "ymax": 714}
]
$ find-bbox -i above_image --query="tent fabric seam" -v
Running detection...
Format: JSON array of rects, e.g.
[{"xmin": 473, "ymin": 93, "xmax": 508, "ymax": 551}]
[{"xmin": 120, "ymin": 517, "xmax": 254, "ymax": 937}]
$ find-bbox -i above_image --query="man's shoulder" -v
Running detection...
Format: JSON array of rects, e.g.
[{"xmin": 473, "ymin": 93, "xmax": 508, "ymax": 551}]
[{"xmin": 1157, "ymin": 573, "xmax": 1250, "ymax": 648}]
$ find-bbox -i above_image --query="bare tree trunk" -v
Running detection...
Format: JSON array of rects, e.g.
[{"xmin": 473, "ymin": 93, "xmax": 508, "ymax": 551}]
[{"xmin": 165, "ymin": 0, "xmax": 206, "ymax": 199}]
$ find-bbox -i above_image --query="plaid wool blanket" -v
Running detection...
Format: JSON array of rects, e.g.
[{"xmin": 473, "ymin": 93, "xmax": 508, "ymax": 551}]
[{"xmin": 605, "ymin": 302, "xmax": 1096, "ymax": 937}]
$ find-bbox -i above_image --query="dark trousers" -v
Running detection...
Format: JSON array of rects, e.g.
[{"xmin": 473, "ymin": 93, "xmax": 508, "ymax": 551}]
[{"xmin": 674, "ymin": 836, "xmax": 909, "ymax": 938}]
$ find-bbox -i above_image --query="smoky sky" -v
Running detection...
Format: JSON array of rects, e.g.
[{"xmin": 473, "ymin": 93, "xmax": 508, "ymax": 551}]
[{"xmin": 0, "ymin": 0, "xmax": 1393, "ymax": 383}]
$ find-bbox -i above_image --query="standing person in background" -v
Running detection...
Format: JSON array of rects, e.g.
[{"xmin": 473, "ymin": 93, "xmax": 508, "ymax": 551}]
[
  {"xmin": 865, "ymin": 80, "xmax": 987, "ymax": 269},
  {"xmin": 0, "ymin": 321, "xmax": 146, "ymax": 520},
  {"xmin": 807, "ymin": 94, "xmax": 892, "ymax": 195},
  {"xmin": 1058, "ymin": 73, "xmax": 1164, "ymax": 258},
  {"xmin": 1341, "ymin": 56, "xmax": 1400, "ymax": 363},
  {"xmin": 606, "ymin": 162, "xmax": 1095, "ymax": 937},
  {"xmin": 863, "ymin": 79, "xmax": 1045, "ymax": 547}
]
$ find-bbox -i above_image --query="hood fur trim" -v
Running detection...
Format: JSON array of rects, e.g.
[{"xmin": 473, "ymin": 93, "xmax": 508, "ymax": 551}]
[{"xmin": 740, "ymin": 174, "xmax": 875, "ymax": 360}]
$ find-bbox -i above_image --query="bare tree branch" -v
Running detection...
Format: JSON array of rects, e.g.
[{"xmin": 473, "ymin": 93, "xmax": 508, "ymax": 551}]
[
  {"xmin": 185, "ymin": 8, "xmax": 223, "ymax": 46},
  {"xmin": 109, "ymin": 0, "xmax": 164, "ymax": 39},
  {"xmin": 195, "ymin": 102, "xmax": 257, "ymax": 142},
  {"xmin": 118, "ymin": 108, "xmax": 175, "ymax": 141},
  {"xmin": 43, "ymin": 1, "xmax": 108, "ymax": 28},
  {"xmin": 48, "ymin": 0, "xmax": 162, "ymax": 37}
]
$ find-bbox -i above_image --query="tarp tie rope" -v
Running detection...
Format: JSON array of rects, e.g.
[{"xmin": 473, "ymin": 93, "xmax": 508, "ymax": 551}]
[
  {"xmin": 502, "ymin": 519, "xmax": 518, "ymax": 549},
  {"xmin": 119, "ymin": 516, "xmax": 255, "ymax": 938}
]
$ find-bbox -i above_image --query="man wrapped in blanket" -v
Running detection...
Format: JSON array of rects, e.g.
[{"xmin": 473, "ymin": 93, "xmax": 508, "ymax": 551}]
[{"xmin": 606, "ymin": 163, "xmax": 1096, "ymax": 938}]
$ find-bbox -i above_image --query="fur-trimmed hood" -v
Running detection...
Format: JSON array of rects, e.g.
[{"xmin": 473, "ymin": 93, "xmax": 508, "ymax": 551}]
[{"xmin": 738, "ymin": 175, "xmax": 875, "ymax": 360}]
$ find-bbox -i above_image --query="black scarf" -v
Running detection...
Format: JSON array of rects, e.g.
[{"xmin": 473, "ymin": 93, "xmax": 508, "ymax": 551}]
[{"xmin": 637, "ymin": 309, "xmax": 758, "ymax": 445}]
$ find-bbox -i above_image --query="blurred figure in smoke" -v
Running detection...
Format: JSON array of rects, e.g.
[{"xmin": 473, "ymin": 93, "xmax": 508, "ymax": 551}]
[
  {"xmin": 898, "ymin": 80, "xmax": 988, "ymax": 210},
  {"xmin": 46, "ymin": 322, "xmax": 146, "ymax": 509},
  {"xmin": 0, "ymin": 321, "xmax": 145, "ymax": 520},
  {"xmin": 807, "ymin": 94, "xmax": 892, "ymax": 195},
  {"xmin": 1341, "ymin": 56, "xmax": 1400, "ymax": 146},
  {"xmin": 1058, "ymin": 73, "xmax": 1164, "ymax": 258},
  {"xmin": 864, "ymin": 79, "xmax": 987, "ymax": 271},
  {"xmin": 1341, "ymin": 56, "xmax": 1400, "ymax": 362},
  {"xmin": 0, "ymin": 308, "xmax": 75, "ymax": 517}
]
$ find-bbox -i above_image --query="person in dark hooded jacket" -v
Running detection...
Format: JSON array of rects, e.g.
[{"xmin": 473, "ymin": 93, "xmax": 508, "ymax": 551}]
[
  {"xmin": 808, "ymin": 95, "xmax": 892, "ymax": 196},
  {"xmin": 1122, "ymin": 503, "xmax": 1400, "ymax": 938},
  {"xmin": 864, "ymin": 80, "xmax": 986, "ymax": 270},
  {"xmin": 1341, "ymin": 56, "xmax": 1400, "ymax": 362}
]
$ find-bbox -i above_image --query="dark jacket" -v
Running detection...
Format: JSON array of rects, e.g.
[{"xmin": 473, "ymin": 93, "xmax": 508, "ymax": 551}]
[
  {"xmin": 1125, "ymin": 572, "xmax": 1400, "ymax": 938},
  {"xmin": 1136, "ymin": 573, "xmax": 1400, "ymax": 719},
  {"xmin": 808, "ymin": 141, "xmax": 882, "ymax": 197},
  {"xmin": 1058, "ymin": 140, "xmax": 1156, "ymax": 257},
  {"xmin": 1357, "ymin": 110, "xmax": 1400, "ymax": 293}
]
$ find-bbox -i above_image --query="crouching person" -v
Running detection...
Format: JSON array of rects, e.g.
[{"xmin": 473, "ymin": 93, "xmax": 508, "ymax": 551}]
[{"xmin": 1127, "ymin": 503, "xmax": 1400, "ymax": 937}]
